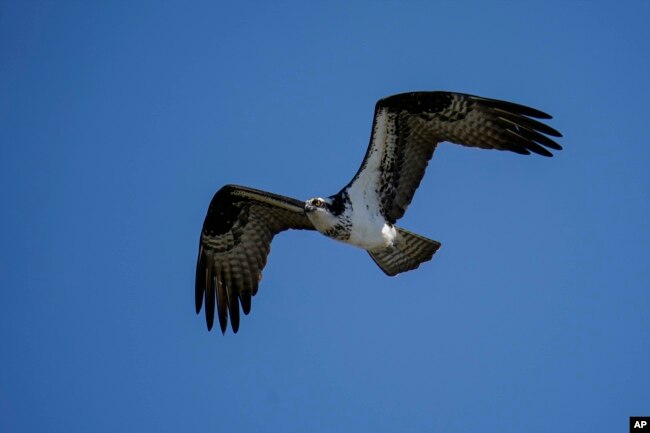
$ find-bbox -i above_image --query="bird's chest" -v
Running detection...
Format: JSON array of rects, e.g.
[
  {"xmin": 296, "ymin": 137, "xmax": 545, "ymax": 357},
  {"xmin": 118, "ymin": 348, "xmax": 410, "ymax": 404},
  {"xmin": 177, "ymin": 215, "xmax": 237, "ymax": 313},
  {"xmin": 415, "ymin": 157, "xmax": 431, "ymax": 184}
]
[{"xmin": 345, "ymin": 196, "xmax": 396, "ymax": 251}]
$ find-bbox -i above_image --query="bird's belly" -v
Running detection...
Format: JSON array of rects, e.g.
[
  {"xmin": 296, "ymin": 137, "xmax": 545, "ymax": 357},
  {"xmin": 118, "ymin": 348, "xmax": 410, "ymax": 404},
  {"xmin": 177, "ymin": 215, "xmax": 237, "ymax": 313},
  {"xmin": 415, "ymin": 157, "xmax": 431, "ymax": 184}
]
[
  {"xmin": 346, "ymin": 220, "xmax": 396, "ymax": 250},
  {"xmin": 343, "ymin": 190, "xmax": 397, "ymax": 250}
]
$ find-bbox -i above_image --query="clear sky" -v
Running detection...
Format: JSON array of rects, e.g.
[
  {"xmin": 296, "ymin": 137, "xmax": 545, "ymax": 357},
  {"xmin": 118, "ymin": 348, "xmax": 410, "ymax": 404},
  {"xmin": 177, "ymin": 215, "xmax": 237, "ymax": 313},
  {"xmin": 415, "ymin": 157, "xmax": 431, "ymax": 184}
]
[{"xmin": 1, "ymin": 1, "xmax": 648, "ymax": 432}]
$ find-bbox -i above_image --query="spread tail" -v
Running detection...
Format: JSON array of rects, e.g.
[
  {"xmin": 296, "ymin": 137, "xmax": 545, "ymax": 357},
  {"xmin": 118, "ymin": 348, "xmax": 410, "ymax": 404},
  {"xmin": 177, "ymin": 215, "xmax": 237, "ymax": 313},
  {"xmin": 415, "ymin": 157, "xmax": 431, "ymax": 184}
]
[{"xmin": 368, "ymin": 227, "xmax": 441, "ymax": 276}]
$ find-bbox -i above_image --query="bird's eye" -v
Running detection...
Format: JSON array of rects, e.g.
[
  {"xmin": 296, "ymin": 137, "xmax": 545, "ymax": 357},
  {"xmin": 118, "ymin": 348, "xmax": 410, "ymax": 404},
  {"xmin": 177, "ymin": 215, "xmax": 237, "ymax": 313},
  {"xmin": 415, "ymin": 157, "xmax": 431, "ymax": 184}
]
[{"xmin": 313, "ymin": 199, "xmax": 323, "ymax": 207}]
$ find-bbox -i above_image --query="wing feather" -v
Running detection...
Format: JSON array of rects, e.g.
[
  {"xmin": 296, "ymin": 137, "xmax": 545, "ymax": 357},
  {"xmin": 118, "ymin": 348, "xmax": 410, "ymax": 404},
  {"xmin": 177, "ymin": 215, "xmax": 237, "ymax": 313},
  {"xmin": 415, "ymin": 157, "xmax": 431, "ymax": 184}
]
[
  {"xmin": 195, "ymin": 184, "xmax": 315, "ymax": 334},
  {"xmin": 214, "ymin": 274, "xmax": 227, "ymax": 333},
  {"xmin": 195, "ymin": 245, "xmax": 207, "ymax": 314},
  {"xmin": 350, "ymin": 91, "xmax": 563, "ymax": 223}
]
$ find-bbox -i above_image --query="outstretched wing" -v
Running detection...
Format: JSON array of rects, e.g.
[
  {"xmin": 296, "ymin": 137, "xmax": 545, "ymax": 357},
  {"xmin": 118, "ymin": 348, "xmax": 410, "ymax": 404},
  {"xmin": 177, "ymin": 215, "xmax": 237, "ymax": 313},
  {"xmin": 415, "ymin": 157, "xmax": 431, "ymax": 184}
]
[
  {"xmin": 195, "ymin": 184, "xmax": 315, "ymax": 334},
  {"xmin": 348, "ymin": 91, "xmax": 563, "ymax": 224}
]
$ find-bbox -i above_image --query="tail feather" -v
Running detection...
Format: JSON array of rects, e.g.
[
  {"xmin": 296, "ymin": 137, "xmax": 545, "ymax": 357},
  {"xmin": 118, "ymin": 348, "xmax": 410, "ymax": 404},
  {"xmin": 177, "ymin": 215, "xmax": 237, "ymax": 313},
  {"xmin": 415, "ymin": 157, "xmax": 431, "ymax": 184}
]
[{"xmin": 368, "ymin": 227, "xmax": 441, "ymax": 276}]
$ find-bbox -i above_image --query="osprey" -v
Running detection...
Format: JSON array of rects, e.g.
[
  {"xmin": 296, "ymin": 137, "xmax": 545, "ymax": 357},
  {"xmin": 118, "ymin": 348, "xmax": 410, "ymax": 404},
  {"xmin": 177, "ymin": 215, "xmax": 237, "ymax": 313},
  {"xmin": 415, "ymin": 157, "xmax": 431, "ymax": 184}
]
[{"xmin": 196, "ymin": 91, "xmax": 562, "ymax": 334}]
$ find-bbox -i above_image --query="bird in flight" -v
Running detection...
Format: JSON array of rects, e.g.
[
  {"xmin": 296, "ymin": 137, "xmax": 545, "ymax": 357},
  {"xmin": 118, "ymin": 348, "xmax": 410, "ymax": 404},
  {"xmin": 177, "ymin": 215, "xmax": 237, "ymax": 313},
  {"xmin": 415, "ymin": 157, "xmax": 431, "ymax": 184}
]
[{"xmin": 195, "ymin": 91, "xmax": 562, "ymax": 334}]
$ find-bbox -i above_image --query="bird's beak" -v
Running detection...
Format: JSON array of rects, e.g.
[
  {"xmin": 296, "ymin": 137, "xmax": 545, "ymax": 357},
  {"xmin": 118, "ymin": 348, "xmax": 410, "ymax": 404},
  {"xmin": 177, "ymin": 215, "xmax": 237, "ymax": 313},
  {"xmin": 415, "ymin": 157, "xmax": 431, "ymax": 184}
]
[{"xmin": 305, "ymin": 204, "xmax": 315, "ymax": 213}]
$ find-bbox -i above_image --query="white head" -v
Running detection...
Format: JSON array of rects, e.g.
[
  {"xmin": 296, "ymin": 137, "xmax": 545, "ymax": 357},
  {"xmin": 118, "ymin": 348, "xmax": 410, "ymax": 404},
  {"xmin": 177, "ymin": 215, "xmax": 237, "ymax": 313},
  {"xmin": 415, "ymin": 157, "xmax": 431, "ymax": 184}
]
[{"xmin": 304, "ymin": 197, "xmax": 339, "ymax": 233}]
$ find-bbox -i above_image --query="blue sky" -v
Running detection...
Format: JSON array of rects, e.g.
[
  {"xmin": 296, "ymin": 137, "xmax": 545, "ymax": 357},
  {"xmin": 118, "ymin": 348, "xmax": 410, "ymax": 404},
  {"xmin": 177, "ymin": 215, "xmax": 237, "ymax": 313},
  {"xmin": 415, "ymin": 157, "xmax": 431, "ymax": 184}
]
[{"xmin": 1, "ymin": 1, "xmax": 648, "ymax": 432}]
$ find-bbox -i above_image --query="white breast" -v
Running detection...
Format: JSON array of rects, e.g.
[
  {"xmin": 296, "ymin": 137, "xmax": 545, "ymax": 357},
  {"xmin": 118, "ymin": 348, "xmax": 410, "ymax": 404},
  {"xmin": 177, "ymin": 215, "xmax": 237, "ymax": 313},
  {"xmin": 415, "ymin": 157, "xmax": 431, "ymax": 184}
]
[
  {"xmin": 342, "ymin": 108, "xmax": 398, "ymax": 251},
  {"xmin": 345, "ymin": 182, "xmax": 397, "ymax": 251}
]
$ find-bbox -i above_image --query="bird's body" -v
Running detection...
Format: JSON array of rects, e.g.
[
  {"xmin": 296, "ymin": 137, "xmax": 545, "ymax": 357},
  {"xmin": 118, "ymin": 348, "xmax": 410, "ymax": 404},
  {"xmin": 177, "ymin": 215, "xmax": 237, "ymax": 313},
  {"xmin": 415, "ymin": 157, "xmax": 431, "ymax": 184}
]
[
  {"xmin": 196, "ymin": 91, "xmax": 563, "ymax": 334},
  {"xmin": 306, "ymin": 191, "xmax": 396, "ymax": 251}
]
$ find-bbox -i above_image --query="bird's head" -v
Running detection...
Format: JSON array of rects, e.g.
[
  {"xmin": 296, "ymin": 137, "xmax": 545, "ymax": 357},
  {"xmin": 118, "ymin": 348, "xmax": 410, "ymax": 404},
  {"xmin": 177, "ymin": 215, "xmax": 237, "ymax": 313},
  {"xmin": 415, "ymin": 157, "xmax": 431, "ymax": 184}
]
[
  {"xmin": 304, "ymin": 197, "xmax": 339, "ymax": 232},
  {"xmin": 305, "ymin": 197, "xmax": 333, "ymax": 214}
]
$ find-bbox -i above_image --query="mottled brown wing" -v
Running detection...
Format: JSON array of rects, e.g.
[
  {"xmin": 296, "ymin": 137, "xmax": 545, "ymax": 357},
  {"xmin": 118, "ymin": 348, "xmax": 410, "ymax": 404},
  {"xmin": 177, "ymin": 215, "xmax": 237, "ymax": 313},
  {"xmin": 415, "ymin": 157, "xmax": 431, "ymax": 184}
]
[
  {"xmin": 195, "ymin": 184, "xmax": 315, "ymax": 334},
  {"xmin": 352, "ymin": 92, "xmax": 563, "ymax": 224}
]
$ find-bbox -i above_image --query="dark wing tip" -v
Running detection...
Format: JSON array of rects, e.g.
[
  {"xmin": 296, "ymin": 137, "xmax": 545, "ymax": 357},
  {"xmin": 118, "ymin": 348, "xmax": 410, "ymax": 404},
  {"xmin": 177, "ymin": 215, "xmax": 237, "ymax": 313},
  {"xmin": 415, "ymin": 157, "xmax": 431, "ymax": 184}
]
[
  {"xmin": 195, "ymin": 248, "xmax": 206, "ymax": 315},
  {"xmin": 473, "ymin": 96, "xmax": 563, "ymax": 156},
  {"xmin": 196, "ymin": 247, "xmax": 217, "ymax": 331},
  {"xmin": 240, "ymin": 292, "xmax": 252, "ymax": 315},
  {"xmin": 505, "ymin": 129, "xmax": 557, "ymax": 157}
]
